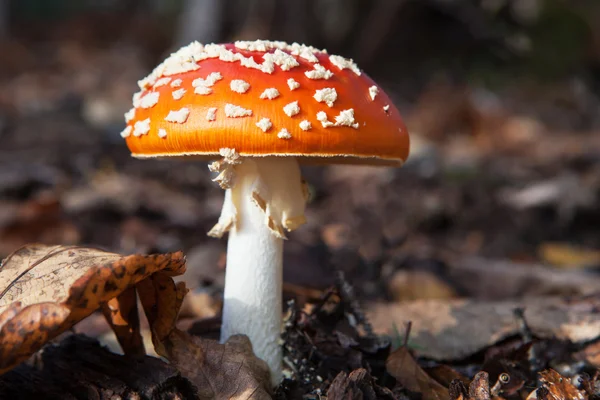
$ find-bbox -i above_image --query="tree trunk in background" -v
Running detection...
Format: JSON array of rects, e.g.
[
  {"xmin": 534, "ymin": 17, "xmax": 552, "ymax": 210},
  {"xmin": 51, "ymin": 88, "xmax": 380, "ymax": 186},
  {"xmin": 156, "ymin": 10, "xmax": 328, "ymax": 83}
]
[{"xmin": 175, "ymin": 0, "xmax": 221, "ymax": 47}]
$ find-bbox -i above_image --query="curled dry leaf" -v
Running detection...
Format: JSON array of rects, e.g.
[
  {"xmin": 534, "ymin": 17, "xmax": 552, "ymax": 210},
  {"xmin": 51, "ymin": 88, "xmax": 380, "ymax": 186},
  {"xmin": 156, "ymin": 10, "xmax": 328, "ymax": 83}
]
[
  {"xmin": 136, "ymin": 270, "xmax": 271, "ymax": 399},
  {"xmin": 0, "ymin": 243, "xmax": 186, "ymax": 374},
  {"xmin": 100, "ymin": 286, "xmax": 145, "ymax": 356},
  {"xmin": 385, "ymin": 346, "xmax": 449, "ymax": 400},
  {"xmin": 526, "ymin": 369, "xmax": 586, "ymax": 400}
]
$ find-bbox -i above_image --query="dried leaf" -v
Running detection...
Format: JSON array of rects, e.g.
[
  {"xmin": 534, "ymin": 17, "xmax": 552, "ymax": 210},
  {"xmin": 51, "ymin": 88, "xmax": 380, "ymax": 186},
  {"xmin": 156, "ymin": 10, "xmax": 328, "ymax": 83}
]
[
  {"xmin": 369, "ymin": 295, "xmax": 600, "ymax": 361},
  {"xmin": 137, "ymin": 272, "xmax": 188, "ymax": 347},
  {"xmin": 101, "ymin": 286, "xmax": 145, "ymax": 356},
  {"xmin": 535, "ymin": 369, "xmax": 586, "ymax": 400},
  {"xmin": 161, "ymin": 330, "xmax": 272, "ymax": 400},
  {"xmin": 386, "ymin": 346, "xmax": 449, "ymax": 400},
  {"xmin": 327, "ymin": 368, "xmax": 396, "ymax": 400},
  {"xmin": 0, "ymin": 244, "xmax": 186, "ymax": 374},
  {"xmin": 143, "ymin": 276, "xmax": 269, "ymax": 397},
  {"xmin": 469, "ymin": 371, "xmax": 491, "ymax": 400},
  {"xmin": 136, "ymin": 271, "xmax": 271, "ymax": 399}
]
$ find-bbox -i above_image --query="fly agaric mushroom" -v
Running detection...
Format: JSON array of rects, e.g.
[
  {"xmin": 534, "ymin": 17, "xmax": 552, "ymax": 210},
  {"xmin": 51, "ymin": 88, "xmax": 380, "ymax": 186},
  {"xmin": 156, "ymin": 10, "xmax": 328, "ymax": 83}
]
[{"xmin": 121, "ymin": 40, "xmax": 409, "ymax": 385}]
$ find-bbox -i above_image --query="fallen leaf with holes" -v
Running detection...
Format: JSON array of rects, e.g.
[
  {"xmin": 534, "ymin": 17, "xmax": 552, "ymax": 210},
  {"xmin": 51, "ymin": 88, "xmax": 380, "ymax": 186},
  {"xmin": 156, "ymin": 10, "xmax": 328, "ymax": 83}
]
[
  {"xmin": 386, "ymin": 346, "xmax": 449, "ymax": 400},
  {"xmin": 526, "ymin": 369, "xmax": 586, "ymax": 400},
  {"xmin": 0, "ymin": 244, "xmax": 186, "ymax": 374}
]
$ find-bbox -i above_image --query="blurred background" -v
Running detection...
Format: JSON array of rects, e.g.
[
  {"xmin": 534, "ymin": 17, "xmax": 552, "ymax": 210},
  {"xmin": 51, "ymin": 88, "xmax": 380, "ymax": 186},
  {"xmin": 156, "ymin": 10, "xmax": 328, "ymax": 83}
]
[{"xmin": 1, "ymin": 0, "xmax": 600, "ymax": 311}]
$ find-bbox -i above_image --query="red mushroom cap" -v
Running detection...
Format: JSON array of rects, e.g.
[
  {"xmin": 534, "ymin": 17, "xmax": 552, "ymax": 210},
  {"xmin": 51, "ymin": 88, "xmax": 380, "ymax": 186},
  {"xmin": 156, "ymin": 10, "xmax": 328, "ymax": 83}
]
[{"xmin": 121, "ymin": 40, "xmax": 409, "ymax": 166}]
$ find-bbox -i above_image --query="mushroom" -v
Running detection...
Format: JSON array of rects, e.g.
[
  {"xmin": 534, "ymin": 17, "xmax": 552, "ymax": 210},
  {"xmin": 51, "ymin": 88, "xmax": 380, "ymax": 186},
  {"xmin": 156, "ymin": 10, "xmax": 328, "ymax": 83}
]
[{"xmin": 121, "ymin": 40, "xmax": 410, "ymax": 385}]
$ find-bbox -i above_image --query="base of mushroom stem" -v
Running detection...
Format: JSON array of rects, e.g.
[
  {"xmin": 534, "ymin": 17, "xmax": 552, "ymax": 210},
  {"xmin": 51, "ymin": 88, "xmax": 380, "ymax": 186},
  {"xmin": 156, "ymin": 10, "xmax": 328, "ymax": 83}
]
[{"xmin": 218, "ymin": 156, "xmax": 307, "ymax": 387}]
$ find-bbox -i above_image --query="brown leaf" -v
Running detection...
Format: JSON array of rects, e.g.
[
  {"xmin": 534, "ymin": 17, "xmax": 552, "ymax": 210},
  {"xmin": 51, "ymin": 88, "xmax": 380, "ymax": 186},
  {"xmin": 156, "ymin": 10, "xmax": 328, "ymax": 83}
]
[
  {"xmin": 469, "ymin": 371, "xmax": 491, "ymax": 400},
  {"xmin": 368, "ymin": 295, "xmax": 600, "ymax": 361},
  {"xmin": 160, "ymin": 329, "xmax": 272, "ymax": 400},
  {"xmin": 137, "ymin": 272, "xmax": 188, "ymax": 349},
  {"xmin": 327, "ymin": 368, "xmax": 396, "ymax": 400},
  {"xmin": 536, "ymin": 369, "xmax": 586, "ymax": 400},
  {"xmin": 386, "ymin": 346, "xmax": 449, "ymax": 400},
  {"xmin": 101, "ymin": 286, "xmax": 145, "ymax": 356},
  {"xmin": 0, "ymin": 244, "xmax": 186, "ymax": 374},
  {"xmin": 136, "ymin": 270, "xmax": 270, "ymax": 399}
]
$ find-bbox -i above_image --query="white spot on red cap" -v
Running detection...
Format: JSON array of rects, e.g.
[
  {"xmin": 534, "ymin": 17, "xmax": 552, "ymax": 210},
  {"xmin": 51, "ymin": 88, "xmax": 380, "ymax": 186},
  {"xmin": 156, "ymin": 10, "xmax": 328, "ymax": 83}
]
[
  {"xmin": 154, "ymin": 77, "xmax": 171, "ymax": 88},
  {"xmin": 172, "ymin": 88, "xmax": 186, "ymax": 100},
  {"xmin": 278, "ymin": 128, "xmax": 292, "ymax": 139},
  {"xmin": 158, "ymin": 128, "xmax": 167, "ymax": 138},
  {"xmin": 140, "ymin": 92, "xmax": 160, "ymax": 109},
  {"xmin": 297, "ymin": 48, "xmax": 319, "ymax": 63},
  {"xmin": 132, "ymin": 91, "xmax": 143, "ymax": 107},
  {"xmin": 137, "ymin": 41, "xmax": 204, "ymax": 89},
  {"xmin": 305, "ymin": 64, "xmax": 333, "ymax": 80},
  {"xmin": 194, "ymin": 86, "xmax": 212, "ymax": 95},
  {"xmin": 369, "ymin": 86, "xmax": 379, "ymax": 101},
  {"xmin": 316, "ymin": 111, "xmax": 334, "ymax": 127},
  {"xmin": 271, "ymin": 49, "xmax": 300, "ymax": 71},
  {"xmin": 334, "ymin": 108, "xmax": 359, "ymax": 128},
  {"xmin": 260, "ymin": 88, "xmax": 280, "ymax": 100},
  {"xmin": 120, "ymin": 126, "xmax": 132, "ymax": 138},
  {"xmin": 329, "ymin": 55, "xmax": 361, "ymax": 75},
  {"xmin": 193, "ymin": 72, "xmax": 223, "ymax": 88},
  {"xmin": 283, "ymin": 101, "xmax": 300, "ymax": 117},
  {"xmin": 256, "ymin": 118, "xmax": 272, "ymax": 132},
  {"xmin": 230, "ymin": 79, "xmax": 250, "ymax": 93},
  {"xmin": 206, "ymin": 107, "xmax": 217, "ymax": 121},
  {"xmin": 314, "ymin": 88, "xmax": 337, "ymax": 107},
  {"xmin": 299, "ymin": 120, "xmax": 312, "ymax": 131},
  {"xmin": 287, "ymin": 78, "xmax": 300, "ymax": 91},
  {"xmin": 124, "ymin": 108, "xmax": 136, "ymax": 123},
  {"xmin": 165, "ymin": 108, "xmax": 190, "ymax": 123},
  {"xmin": 170, "ymin": 79, "xmax": 183, "ymax": 87},
  {"xmin": 383, "ymin": 105, "xmax": 390, "ymax": 112},
  {"xmin": 133, "ymin": 118, "xmax": 151, "ymax": 136},
  {"xmin": 225, "ymin": 104, "xmax": 252, "ymax": 118}
]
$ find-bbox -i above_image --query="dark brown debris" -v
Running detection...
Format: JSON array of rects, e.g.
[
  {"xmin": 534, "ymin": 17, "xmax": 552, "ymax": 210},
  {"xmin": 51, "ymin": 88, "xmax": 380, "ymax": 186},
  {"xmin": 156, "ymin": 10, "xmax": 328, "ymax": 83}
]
[{"xmin": 0, "ymin": 334, "xmax": 197, "ymax": 400}]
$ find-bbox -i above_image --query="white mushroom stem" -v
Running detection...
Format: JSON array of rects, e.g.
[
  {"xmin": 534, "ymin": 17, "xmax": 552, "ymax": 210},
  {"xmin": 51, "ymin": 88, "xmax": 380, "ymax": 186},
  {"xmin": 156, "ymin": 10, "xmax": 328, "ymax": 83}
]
[{"xmin": 210, "ymin": 155, "xmax": 307, "ymax": 386}]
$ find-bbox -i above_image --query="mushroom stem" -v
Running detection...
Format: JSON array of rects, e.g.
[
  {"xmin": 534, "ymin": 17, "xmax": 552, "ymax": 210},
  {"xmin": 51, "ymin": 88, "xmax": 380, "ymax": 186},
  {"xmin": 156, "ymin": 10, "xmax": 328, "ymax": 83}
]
[{"xmin": 217, "ymin": 156, "xmax": 306, "ymax": 386}]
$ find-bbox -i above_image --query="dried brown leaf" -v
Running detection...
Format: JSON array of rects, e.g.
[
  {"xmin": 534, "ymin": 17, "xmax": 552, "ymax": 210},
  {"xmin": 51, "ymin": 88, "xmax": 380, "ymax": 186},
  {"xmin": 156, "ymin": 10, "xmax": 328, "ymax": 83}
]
[
  {"xmin": 136, "ymin": 270, "xmax": 270, "ymax": 399},
  {"xmin": 101, "ymin": 285, "xmax": 145, "ymax": 355},
  {"xmin": 469, "ymin": 371, "xmax": 491, "ymax": 400},
  {"xmin": 137, "ymin": 272, "xmax": 188, "ymax": 348},
  {"xmin": 386, "ymin": 346, "xmax": 449, "ymax": 400},
  {"xmin": 369, "ymin": 295, "xmax": 600, "ymax": 361},
  {"xmin": 0, "ymin": 244, "xmax": 186, "ymax": 374},
  {"xmin": 536, "ymin": 369, "xmax": 586, "ymax": 400},
  {"xmin": 327, "ymin": 368, "xmax": 396, "ymax": 400},
  {"xmin": 160, "ymin": 329, "xmax": 272, "ymax": 400}
]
